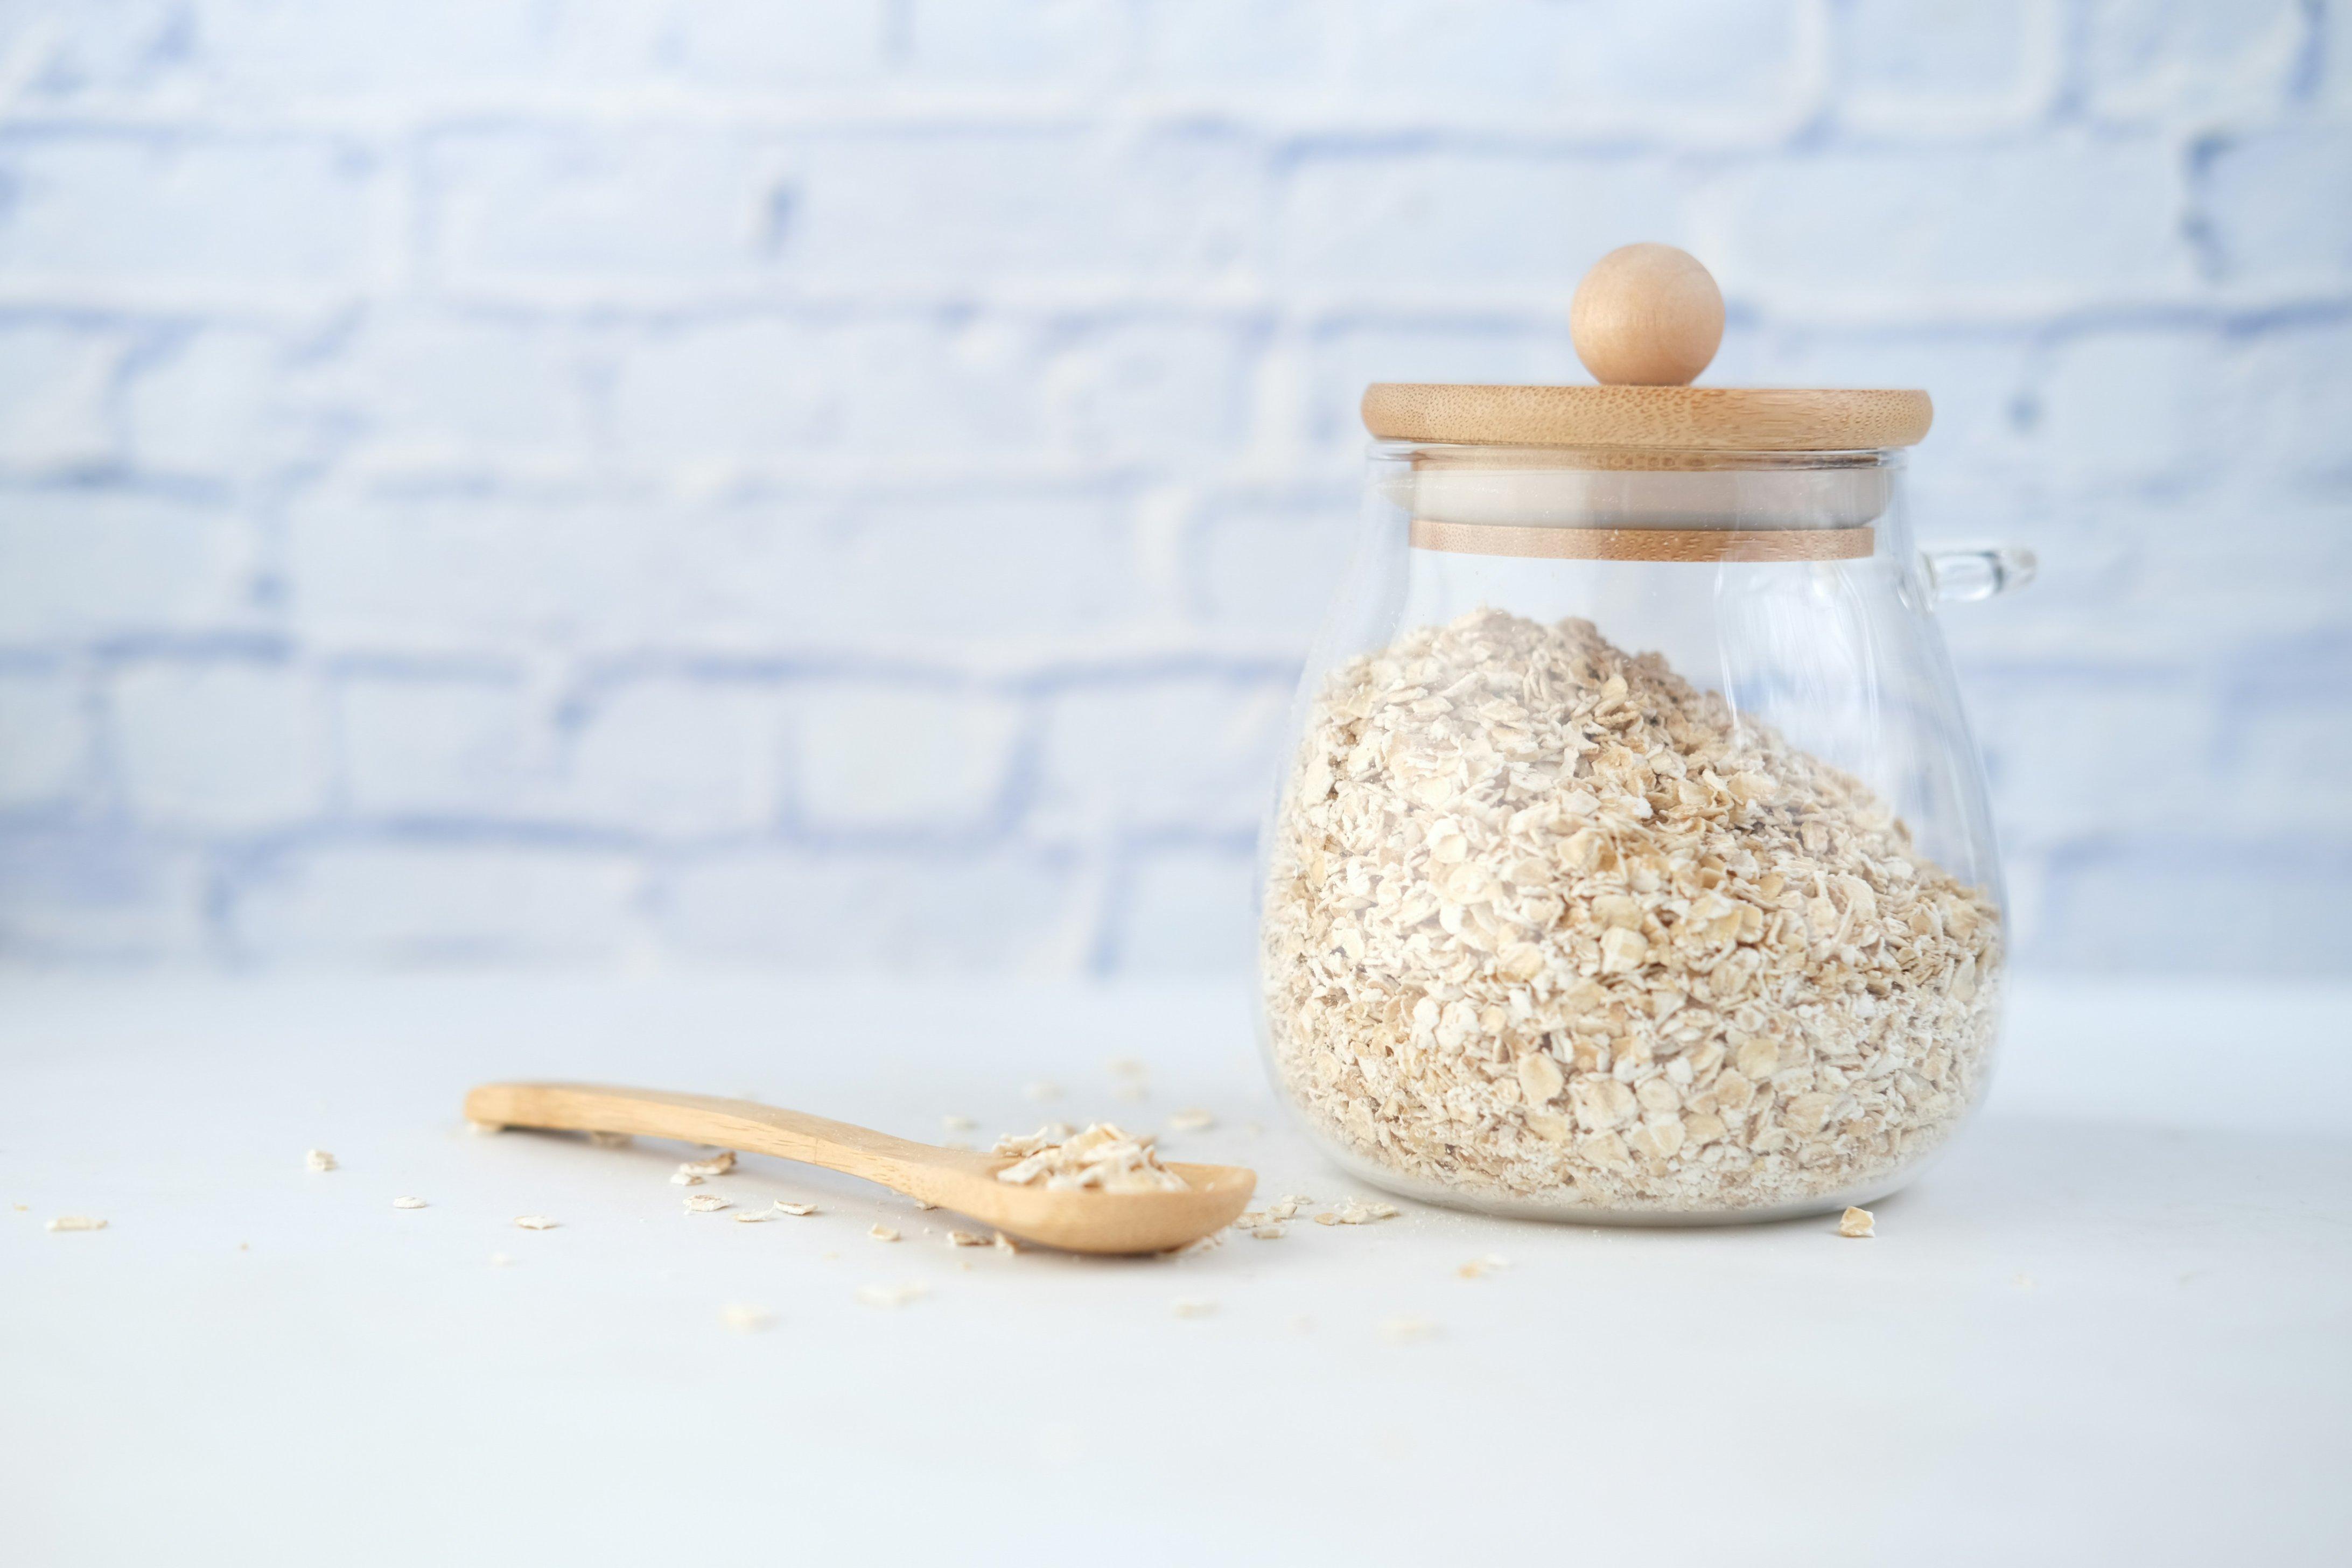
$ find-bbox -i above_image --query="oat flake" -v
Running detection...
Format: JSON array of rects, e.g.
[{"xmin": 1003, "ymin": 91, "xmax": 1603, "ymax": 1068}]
[
  {"xmin": 45, "ymin": 1215, "xmax": 106, "ymax": 1233},
  {"xmin": 391, "ymin": 1196, "xmax": 427, "ymax": 1209},
  {"xmin": 513, "ymin": 1215, "xmax": 556, "ymax": 1230},
  {"xmin": 684, "ymin": 1193, "xmax": 731, "ymax": 1213},
  {"xmin": 774, "ymin": 1202, "xmax": 817, "ymax": 1217},
  {"xmin": 721, "ymin": 1304, "xmax": 772, "ymax": 1333},
  {"xmin": 1838, "ymin": 1206, "xmax": 1875, "ymax": 1238},
  {"xmin": 857, "ymin": 1283, "xmax": 926, "ymax": 1308},
  {"xmin": 305, "ymin": 1149, "xmax": 337, "ymax": 1173},
  {"xmin": 868, "ymin": 1224, "xmax": 900, "ymax": 1242}
]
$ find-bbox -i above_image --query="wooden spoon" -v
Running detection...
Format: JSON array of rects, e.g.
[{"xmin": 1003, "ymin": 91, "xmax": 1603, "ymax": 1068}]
[{"xmin": 464, "ymin": 1081, "xmax": 1256, "ymax": 1256}]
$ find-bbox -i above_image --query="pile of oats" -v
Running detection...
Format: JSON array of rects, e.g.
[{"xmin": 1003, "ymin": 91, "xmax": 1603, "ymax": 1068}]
[
  {"xmin": 992, "ymin": 1124, "xmax": 1189, "ymax": 1193},
  {"xmin": 1262, "ymin": 609, "xmax": 2001, "ymax": 1217}
]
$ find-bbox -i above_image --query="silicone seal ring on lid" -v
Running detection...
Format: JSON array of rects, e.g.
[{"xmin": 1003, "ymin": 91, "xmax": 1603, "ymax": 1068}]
[{"xmin": 1408, "ymin": 520, "xmax": 1877, "ymax": 562}]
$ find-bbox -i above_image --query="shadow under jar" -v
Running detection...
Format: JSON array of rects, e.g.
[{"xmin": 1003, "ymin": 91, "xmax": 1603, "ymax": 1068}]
[{"xmin": 1258, "ymin": 382, "xmax": 2033, "ymax": 1224}]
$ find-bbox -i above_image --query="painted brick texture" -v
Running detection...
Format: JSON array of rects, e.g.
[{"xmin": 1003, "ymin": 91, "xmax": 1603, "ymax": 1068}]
[{"xmin": 0, "ymin": 0, "xmax": 2346, "ymax": 975}]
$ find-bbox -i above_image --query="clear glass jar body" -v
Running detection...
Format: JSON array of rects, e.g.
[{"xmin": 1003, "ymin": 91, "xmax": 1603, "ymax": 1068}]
[{"xmin": 1257, "ymin": 443, "xmax": 2009, "ymax": 1224}]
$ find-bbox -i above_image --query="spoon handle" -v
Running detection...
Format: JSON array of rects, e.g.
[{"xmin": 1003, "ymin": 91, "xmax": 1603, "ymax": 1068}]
[{"xmin": 464, "ymin": 1081, "xmax": 954, "ymax": 1191}]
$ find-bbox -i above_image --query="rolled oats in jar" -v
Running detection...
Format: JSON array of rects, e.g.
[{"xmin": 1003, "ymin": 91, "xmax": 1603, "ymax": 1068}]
[{"xmin": 1256, "ymin": 247, "xmax": 2033, "ymax": 1223}]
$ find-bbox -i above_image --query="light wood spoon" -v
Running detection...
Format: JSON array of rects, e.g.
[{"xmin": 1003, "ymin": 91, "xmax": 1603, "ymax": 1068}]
[{"xmin": 464, "ymin": 1081, "xmax": 1256, "ymax": 1256}]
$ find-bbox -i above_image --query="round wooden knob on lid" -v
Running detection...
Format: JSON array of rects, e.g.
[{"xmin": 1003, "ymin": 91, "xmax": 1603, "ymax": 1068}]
[{"xmin": 1570, "ymin": 243, "xmax": 1725, "ymax": 387}]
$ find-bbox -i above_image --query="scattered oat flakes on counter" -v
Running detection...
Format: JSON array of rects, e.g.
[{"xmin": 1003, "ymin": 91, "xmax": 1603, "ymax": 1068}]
[
  {"xmin": 946, "ymin": 1230, "xmax": 989, "ymax": 1247},
  {"xmin": 992, "ymin": 1231, "xmax": 1020, "ymax": 1255},
  {"xmin": 45, "ymin": 1215, "xmax": 106, "ymax": 1233},
  {"xmin": 1249, "ymin": 1226, "xmax": 1286, "ymax": 1240},
  {"xmin": 857, "ymin": 1283, "xmax": 926, "ymax": 1308},
  {"xmin": 305, "ymin": 1149, "xmax": 337, "ymax": 1173},
  {"xmin": 683, "ymin": 1193, "xmax": 731, "ymax": 1213},
  {"xmin": 391, "ymin": 1196, "xmax": 428, "ymax": 1209},
  {"xmin": 868, "ymin": 1224, "xmax": 900, "ymax": 1242},
  {"xmin": 1458, "ymin": 1255, "xmax": 1510, "ymax": 1280},
  {"xmin": 911, "ymin": 1198, "xmax": 938, "ymax": 1211},
  {"xmin": 993, "ymin": 1124, "xmax": 1188, "ymax": 1193},
  {"xmin": 1839, "ymin": 1206, "xmax": 1875, "ymax": 1238},
  {"xmin": 1171, "ymin": 1299, "xmax": 1217, "ymax": 1318},
  {"xmin": 587, "ymin": 1131, "xmax": 632, "ymax": 1150},
  {"xmin": 678, "ymin": 1152, "xmax": 736, "ymax": 1179},
  {"xmin": 671, "ymin": 1172, "xmax": 704, "ymax": 1186},
  {"xmin": 733, "ymin": 1210, "xmax": 772, "ymax": 1223},
  {"xmin": 774, "ymin": 1202, "xmax": 817, "ymax": 1217},
  {"xmin": 1166, "ymin": 1109, "xmax": 1215, "ymax": 1132},
  {"xmin": 467, "ymin": 1119, "xmax": 502, "ymax": 1136},
  {"xmin": 720, "ymin": 1304, "xmax": 772, "ymax": 1333},
  {"xmin": 513, "ymin": 1215, "xmax": 557, "ymax": 1230},
  {"xmin": 1379, "ymin": 1316, "xmax": 1439, "ymax": 1345},
  {"xmin": 1317, "ymin": 1200, "xmax": 1396, "ymax": 1226}
]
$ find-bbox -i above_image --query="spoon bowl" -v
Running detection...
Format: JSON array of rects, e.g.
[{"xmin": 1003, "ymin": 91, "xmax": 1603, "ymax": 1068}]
[{"xmin": 464, "ymin": 1081, "xmax": 1256, "ymax": 1255}]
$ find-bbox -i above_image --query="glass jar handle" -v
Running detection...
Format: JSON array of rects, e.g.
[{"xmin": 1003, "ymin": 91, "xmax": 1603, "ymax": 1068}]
[{"xmin": 1921, "ymin": 545, "xmax": 2037, "ymax": 604}]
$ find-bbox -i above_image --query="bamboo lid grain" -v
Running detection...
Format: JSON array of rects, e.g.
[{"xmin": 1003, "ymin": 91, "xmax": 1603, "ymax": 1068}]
[{"xmin": 1362, "ymin": 244, "xmax": 1933, "ymax": 452}]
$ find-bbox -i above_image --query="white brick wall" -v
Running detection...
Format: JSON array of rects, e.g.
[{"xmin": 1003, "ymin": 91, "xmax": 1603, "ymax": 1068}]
[{"xmin": 0, "ymin": 0, "xmax": 2346, "ymax": 975}]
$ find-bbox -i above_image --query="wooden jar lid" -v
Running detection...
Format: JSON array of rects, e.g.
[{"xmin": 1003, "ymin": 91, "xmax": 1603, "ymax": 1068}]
[
  {"xmin": 1362, "ymin": 383, "xmax": 1934, "ymax": 451},
  {"xmin": 1361, "ymin": 244, "xmax": 1934, "ymax": 452}
]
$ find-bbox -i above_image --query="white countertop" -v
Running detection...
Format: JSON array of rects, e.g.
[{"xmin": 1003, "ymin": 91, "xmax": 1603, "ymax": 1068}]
[{"xmin": 5, "ymin": 972, "xmax": 2349, "ymax": 1566}]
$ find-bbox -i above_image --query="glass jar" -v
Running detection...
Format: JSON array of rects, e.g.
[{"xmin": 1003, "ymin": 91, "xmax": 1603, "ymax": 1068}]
[{"xmin": 1257, "ymin": 372, "xmax": 2033, "ymax": 1224}]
